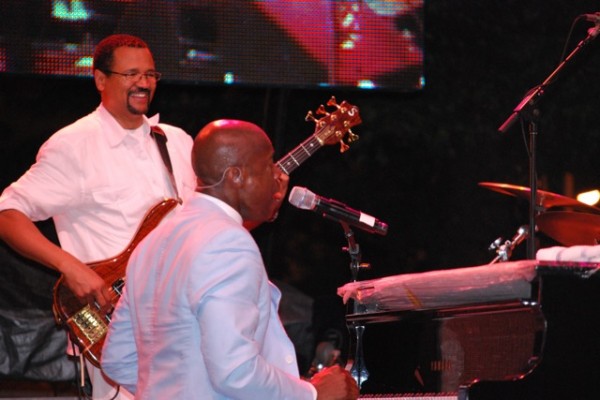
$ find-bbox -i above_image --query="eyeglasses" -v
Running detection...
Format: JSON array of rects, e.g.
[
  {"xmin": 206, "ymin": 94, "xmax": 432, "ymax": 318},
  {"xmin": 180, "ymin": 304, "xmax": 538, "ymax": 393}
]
[{"xmin": 103, "ymin": 70, "xmax": 162, "ymax": 82}]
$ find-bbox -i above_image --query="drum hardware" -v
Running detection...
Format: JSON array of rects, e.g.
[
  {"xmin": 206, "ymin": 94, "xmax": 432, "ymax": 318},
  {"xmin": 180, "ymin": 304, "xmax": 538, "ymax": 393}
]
[
  {"xmin": 488, "ymin": 225, "xmax": 529, "ymax": 264},
  {"xmin": 480, "ymin": 181, "xmax": 600, "ymax": 259},
  {"xmin": 497, "ymin": 23, "xmax": 600, "ymax": 259}
]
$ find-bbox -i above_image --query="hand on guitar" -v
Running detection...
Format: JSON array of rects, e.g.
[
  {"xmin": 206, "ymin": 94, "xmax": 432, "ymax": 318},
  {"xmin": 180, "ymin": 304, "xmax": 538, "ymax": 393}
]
[
  {"xmin": 311, "ymin": 365, "xmax": 359, "ymax": 400},
  {"xmin": 0, "ymin": 209, "xmax": 112, "ymax": 312},
  {"xmin": 60, "ymin": 256, "xmax": 112, "ymax": 313}
]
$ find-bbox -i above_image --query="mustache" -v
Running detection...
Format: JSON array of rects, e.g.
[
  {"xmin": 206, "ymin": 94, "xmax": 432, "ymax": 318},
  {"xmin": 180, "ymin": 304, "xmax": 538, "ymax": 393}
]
[{"xmin": 129, "ymin": 88, "xmax": 151, "ymax": 96}]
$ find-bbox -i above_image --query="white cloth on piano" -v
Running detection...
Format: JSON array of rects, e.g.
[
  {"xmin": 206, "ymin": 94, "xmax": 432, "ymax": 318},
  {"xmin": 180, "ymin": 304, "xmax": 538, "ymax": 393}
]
[
  {"xmin": 536, "ymin": 245, "xmax": 600, "ymax": 262},
  {"xmin": 337, "ymin": 260, "xmax": 538, "ymax": 312}
]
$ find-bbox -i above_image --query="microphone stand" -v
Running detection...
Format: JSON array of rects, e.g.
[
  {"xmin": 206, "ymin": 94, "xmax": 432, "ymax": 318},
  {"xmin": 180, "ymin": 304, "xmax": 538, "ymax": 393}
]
[
  {"xmin": 342, "ymin": 223, "xmax": 364, "ymax": 282},
  {"xmin": 340, "ymin": 222, "xmax": 369, "ymax": 388},
  {"xmin": 498, "ymin": 24, "xmax": 600, "ymax": 259}
]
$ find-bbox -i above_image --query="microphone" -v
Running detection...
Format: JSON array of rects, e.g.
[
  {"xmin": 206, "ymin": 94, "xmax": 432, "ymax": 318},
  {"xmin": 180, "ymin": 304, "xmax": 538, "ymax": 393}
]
[{"xmin": 288, "ymin": 186, "xmax": 388, "ymax": 236}]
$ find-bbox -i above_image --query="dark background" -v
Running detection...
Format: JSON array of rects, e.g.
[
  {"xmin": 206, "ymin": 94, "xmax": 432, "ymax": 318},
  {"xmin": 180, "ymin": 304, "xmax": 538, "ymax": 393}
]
[{"xmin": 2, "ymin": 0, "xmax": 600, "ymax": 381}]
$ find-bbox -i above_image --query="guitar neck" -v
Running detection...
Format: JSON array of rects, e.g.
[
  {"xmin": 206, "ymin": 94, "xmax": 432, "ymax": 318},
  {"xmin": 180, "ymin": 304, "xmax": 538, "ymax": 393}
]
[{"xmin": 277, "ymin": 134, "xmax": 323, "ymax": 175}]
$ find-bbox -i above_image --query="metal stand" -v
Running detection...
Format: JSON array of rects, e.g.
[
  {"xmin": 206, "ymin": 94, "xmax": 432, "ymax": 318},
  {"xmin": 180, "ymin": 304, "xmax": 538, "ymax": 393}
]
[
  {"xmin": 498, "ymin": 25, "xmax": 600, "ymax": 259},
  {"xmin": 340, "ymin": 222, "xmax": 370, "ymax": 388},
  {"xmin": 488, "ymin": 225, "xmax": 529, "ymax": 264}
]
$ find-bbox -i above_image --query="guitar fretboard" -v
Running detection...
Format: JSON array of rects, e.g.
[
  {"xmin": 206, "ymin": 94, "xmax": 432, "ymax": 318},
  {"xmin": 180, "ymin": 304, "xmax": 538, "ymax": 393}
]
[{"xmin": 277, "ymin": 135, "xmax": 323, "ymax": 175}]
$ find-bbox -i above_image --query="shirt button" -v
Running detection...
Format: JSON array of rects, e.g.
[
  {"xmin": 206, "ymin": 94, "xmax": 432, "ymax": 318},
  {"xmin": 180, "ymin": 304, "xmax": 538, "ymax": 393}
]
[{"xmin": 285, "ymin": 355, "xmax": 294, "ymax": 364}]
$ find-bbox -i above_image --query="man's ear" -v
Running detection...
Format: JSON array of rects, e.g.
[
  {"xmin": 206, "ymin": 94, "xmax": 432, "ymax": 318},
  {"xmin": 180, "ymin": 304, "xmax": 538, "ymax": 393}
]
[
  {"xmin": 229, "ymin": 167, "xmax": 243, "ymax": 184},
  {"xmin": 94, "ymin": 69, "xmax": 106, "ymax": 91}
]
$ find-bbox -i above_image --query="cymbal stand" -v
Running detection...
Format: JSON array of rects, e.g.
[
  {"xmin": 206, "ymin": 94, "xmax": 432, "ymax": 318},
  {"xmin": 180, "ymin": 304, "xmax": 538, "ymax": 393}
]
[
  {"xmin": 498, "ymin": 21, "xmax": 600, "ymax": 259},
  {"xmin": 341, "ymin": 222, "xmax": 370, "ymax": 388},
  {"xmin": 488, "ymin": 225, "xmax": 529, "ymax": 264}
]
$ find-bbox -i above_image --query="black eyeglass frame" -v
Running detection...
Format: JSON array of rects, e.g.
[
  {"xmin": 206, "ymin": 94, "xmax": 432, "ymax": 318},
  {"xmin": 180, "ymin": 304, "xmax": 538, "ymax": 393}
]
[{"xmin": 101, "ymin": 69, "xmax": 162, "ymax": 82}]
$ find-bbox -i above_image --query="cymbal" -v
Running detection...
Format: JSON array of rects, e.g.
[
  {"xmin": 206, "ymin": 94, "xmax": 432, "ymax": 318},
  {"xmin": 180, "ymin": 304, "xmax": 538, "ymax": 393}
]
[
  {"xmin": 536, "ymin": 211, "xmax": 600, "ymax": 246},
  {"xmin": 479, "ymin": 182, "xmax": 596, "ymax": 210}
]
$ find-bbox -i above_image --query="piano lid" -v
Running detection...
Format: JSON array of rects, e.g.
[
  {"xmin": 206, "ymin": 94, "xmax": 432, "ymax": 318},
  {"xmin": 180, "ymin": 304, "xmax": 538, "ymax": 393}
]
[
  {"xmin": 338, "ymin": 260, "xmax": 600, "ymax": 314},
  {"xmin": 338, "ymin": 260, "xmax": 539, "ymax": 314}
]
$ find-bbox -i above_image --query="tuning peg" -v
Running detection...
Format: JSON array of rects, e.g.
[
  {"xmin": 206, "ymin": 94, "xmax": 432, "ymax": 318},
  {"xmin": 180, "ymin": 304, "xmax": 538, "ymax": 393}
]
[
  {"xmin": 305, "ymin": 110, "xmax": 318, "ymax": 123},
  {"xmin": 316, "ymin": 104, "xmax": 329, "ymax": 116},
  {"xmin": 346, "ymin": 129, "xmax": 359, "ymax": 143},
  {"xmin": 327, "ymin": 96, "xmax": 339, "ymax": 108},
  {"xmin": 339, "ymin": 140, "xmax": 350, "ymax": 153}
]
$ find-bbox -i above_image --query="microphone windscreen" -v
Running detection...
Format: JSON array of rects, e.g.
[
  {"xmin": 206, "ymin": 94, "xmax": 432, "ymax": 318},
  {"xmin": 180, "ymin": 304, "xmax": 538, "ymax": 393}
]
[{"xmin": 288, "ymin": 186, "xmax": 317, "ymax": 210}]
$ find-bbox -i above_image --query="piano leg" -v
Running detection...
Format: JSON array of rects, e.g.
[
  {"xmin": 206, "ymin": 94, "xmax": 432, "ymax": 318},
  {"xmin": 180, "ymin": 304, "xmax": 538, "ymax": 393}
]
[{"xmin": 348, "ymin": 322, "xmax": 370, "ymax": 388}]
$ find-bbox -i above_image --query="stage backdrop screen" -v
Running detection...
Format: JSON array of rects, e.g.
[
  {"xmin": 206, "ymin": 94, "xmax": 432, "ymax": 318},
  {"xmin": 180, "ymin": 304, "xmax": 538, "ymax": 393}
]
[{"xmin": 0, "ymin": 0, "xmax": 424, "ymax": 91}]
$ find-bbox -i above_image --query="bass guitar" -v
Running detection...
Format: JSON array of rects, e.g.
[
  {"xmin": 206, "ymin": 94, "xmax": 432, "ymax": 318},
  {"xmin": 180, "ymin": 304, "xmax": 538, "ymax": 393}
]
[{"xmin": 52, "ymin": 97, "xmax": 361, "ymax": 367}]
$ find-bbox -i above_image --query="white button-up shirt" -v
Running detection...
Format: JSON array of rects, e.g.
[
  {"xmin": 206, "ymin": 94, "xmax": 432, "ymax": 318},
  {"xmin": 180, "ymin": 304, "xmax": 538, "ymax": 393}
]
[{"xmin": 0, "ymin": 104, "xmax": 196, "ymax": 262}]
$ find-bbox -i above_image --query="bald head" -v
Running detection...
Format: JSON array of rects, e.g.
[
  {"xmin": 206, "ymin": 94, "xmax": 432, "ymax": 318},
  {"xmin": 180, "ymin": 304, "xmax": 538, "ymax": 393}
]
[
  {"xmin": 192, "ymin": 119, "xmax": 272, "ymax": 185},
  {"xmin": 191, "ymin": 119, "xmax": 280, "ymax": 223},
  {"xmin": 192, "ymin": 119, "xmax": 287, "ymax": 226}
]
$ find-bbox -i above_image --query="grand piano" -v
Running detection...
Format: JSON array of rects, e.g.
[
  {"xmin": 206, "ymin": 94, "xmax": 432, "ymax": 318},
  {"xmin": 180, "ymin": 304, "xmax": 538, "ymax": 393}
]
[{"xmin": 338, "ymin": 260, "xmax": 600, "ymax": 400}]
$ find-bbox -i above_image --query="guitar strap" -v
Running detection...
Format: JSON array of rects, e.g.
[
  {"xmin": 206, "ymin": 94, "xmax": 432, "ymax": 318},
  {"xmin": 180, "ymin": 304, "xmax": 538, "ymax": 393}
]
[{"xmin": 151, "ymin": 125, "xmax": 182, "ymax": 204}]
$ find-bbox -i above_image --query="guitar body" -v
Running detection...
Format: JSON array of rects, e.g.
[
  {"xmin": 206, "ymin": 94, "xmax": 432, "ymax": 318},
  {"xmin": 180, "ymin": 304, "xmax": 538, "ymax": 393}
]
[{"xmin": 52, "ymin": 198, "xmax": 179, "ymax": 367}]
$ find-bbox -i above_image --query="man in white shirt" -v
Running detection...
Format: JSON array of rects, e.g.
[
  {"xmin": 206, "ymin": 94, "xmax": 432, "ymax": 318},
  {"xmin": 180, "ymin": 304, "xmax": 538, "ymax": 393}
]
[
  {"xmin": 101, "ymin": 119, "xmax": 359, "ymax": 400},
  {"xmin": 0, "ymin": 34, "xmax": 196, "ymax": 399}
]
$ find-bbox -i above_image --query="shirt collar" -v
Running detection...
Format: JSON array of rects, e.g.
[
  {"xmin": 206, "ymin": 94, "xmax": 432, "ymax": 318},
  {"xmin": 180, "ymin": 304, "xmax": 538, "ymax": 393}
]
[
  {"xmin": 194, "ymin": 192, "xmax": 243, "ymax": 225},
  {"xmin": 97, "ymin": 104, "xmax": 160, "ymax": 147}
]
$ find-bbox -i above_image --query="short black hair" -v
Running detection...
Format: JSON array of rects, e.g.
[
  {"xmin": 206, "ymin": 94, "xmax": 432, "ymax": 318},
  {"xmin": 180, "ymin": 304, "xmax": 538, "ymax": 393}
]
[{"xmin": 93, "ymin": 34, "xmax": 150, "ymax": 72}]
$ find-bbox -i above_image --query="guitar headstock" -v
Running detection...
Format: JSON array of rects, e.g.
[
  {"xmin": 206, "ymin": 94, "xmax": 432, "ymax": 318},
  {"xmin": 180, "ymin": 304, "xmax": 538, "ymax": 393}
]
[{"xmin": 305, "ymin": 97, "xmax": 361, "ymax": 153}]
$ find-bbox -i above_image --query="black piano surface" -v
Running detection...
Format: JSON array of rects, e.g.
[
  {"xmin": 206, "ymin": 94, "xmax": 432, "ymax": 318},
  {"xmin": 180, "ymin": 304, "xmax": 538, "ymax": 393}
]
[{"xmin": 345, "ymin": 262, "xmax": 600, "ymax": 400}]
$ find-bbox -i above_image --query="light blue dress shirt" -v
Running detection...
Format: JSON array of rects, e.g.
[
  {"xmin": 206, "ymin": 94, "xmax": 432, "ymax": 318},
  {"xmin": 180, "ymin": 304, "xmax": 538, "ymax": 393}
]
[{"xmin": 102, "ymin": 193, "xmax": 316, "ymax": 399}]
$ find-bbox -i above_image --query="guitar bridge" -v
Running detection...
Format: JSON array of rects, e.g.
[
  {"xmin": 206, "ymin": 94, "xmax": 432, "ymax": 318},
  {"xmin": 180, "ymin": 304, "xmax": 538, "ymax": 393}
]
[{"xmin": 69, "ymin": 305, "xmax": 108, "ymax": 344}]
